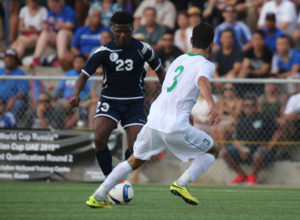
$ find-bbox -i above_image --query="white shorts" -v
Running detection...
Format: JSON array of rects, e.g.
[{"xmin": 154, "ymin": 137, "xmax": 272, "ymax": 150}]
[{"xmin": 133, "ymin": 125, "xmax": 214, "ymax": 162}]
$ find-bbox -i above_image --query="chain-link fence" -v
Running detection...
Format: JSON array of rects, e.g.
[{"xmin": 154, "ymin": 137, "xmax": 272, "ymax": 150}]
[{"xmin": 0, "ymin": 75, "xmax": 300, "ymax": 185}]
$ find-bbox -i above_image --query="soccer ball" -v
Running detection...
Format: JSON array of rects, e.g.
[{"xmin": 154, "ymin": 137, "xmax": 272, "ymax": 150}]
[{"xmin": 107, "ymin": 180, "xmax": 134, "ymax": 205}]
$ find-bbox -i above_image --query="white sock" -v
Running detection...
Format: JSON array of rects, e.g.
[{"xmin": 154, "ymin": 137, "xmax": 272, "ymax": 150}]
[
  {"xmin": 176, "ymin": 153, "xmax": 215, "ymax": 187},
  {"xmin": 93, "ymin": 160, "xmax": 133, "ymax": 201}
]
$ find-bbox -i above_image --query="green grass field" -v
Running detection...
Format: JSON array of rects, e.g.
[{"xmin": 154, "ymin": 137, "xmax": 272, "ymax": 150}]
[{"xmin": 1, "ymin": 182, "xmax": 300, "ymax": 220}]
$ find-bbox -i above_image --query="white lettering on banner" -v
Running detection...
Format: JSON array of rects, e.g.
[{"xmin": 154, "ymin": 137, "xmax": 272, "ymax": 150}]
[
  {"xmin": 40, "ymin": 143, "xmax": 60, "ymax": 152},
  {"xmin": 13, "ymin": 173, "xmax": 29, "ymax": 179},
  {"xmin": 32, "ymin": 133, "xmax": 58, "ymax": 141},
  {"xmin": 15, "ymin": 165, "xmax": 35, "ymax": 172},
  {"xmin": 18, "ymin": 133, "xmax": 31, "ymax": 142},
  {"xmin": 5, "ymin": 153, "xmax": 46, "ymax": 162},
  {"xmin": 0, "ymin": 153, "xmax": 5, "ymax": 160},
  {"xmin": 0, "ymin": 143, "xmax": 10, "ymax": 150},
  {"xmin": 46, "ymin": 154, "xmax": 72, "ymax": 163},
  {"xmin": 11, "ymin": 143, "xmax": 24, "ymax": 152},
  {"xmin": 54, "ymin": 166, "xmax": 71, "ymax": 173},
  {"xmin": 0, "ymin": 173, "xmax": 13, "ymax": 179},
  {"xmin": 0, "ymin": 165, "xmax": 14, "ymax": 171},
  {"xmin": 35, "ymin": 166, "xmax": 54, "ymax": 173},
  {"xmin": 25, "ymin": 143, "xmax": 39, "ymax": 151},
  {"xmin": 0, "ymin": 132, "xmax": 17, "ymax": 140}
]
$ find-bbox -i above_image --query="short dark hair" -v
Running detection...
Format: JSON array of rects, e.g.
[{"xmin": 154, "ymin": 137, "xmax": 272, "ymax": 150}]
[
  {"xmin": 278, "ymin": 35, "xmax": 292, "ymax": 44},
  {"xmin": 253, "ymin": 30, "xmax": 265, "ymax": 39},
  {"xmin": 110, "ymin": 11, "xmax": 134, "ymax": 25},
  {"xmin": 191, "ymin": 22, "xmax": 214, "ymax": 49},
  {"xmin": 244, "ymin": 93, "xmax": 257, "ymax": 104},
  {"xmin": 74, "ymin": 54, "xmax": 87, "ymax": 62},
  {"xmin": 144, "ymin": 7, "xmax": 156, "ymax": 15},
  {"xmin": 220, "ymin": 28, "xmax": 235, "ymax": 39},
  {"xmin": 163, "ymin": 30, "xmax": 174, "ymax": 37}
]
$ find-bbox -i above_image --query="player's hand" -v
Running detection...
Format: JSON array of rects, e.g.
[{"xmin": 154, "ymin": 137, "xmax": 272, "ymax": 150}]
[
  {"xmin": 69, "ymin": 96, "xmax": 81, "ymax": 108},
  {"xmin": 207, "ymin": 105, "xmax": 218, "ymax": 125}
]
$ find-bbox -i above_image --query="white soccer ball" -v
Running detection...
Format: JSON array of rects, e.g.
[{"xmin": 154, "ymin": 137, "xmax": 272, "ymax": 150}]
[{"xmin": 107, "ymin": 180, "xmax": 134, "ymax": 205}]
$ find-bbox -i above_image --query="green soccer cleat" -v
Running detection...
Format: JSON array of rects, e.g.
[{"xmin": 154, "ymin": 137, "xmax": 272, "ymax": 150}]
[
  {"xmin": 170, "ymin": 181, "xmax": 199, "ymax": 205},
  {"xmin": 86, "ymin": 196, "xmax": 112, "ymax": 209}
]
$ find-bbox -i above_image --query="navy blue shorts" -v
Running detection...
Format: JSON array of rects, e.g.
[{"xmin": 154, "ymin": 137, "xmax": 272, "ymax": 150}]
[
  {"xmin": 94, "ymin": 96, "xmax": 145, "ymax": 128},
  {"xmin": 226, "ymin": 146, "xmax": 276, "ymax": 165}
]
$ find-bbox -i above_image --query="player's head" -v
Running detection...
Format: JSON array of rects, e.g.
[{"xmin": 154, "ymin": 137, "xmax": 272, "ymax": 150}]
[
  {"xmin": 111, "ymin": 11, "xmax": 134, "ymax": 48},
  {"xmin": 243, "ymin": 93, "xmax": 257, "ymax": 116},
  {"xmin": 191, "ymin": 22, "xmax": 214, "ymax": 50},
  {"xmin": 276, "ymin": 35, "xmax": 291, "ymax": 54},
  {"xmin": 73, "ymin": 54, "xmax": 87, "ymax": 72}
]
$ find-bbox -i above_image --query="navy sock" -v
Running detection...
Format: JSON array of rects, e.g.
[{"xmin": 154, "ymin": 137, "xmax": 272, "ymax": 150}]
[
  {"xmin": 125, "ymin": 148, "xmax": 132, "ymax": 160},
  {"xmin": 94, "ymin": 146, "xmax": 112, "ymax": 176}
]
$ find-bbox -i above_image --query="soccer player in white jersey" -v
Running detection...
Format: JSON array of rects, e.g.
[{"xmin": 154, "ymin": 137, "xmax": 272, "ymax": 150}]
[{"xmin": 86, "ymin": 22, "xmax": 219, "ymax": 208}]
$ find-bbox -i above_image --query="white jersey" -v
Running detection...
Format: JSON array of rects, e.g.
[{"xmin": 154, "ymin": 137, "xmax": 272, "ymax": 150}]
[{"xmin": 147, "ymin": 53, "xmax": 215, "ymax": 133}]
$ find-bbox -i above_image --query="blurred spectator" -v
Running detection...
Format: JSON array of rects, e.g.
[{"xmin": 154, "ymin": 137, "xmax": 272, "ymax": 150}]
[
  {"xmin": 55, "ymin": 54, "xmax": 90, "ymax": 102},
  {"xmin": 55, "ymin": 54, "xmax": 90, "ymax": 129},
  {"xmin": 99, "ymin": 30, "xmax": 113, "ymax": 45},
  {"xmin": 271, "ymin": 35, "xmax": 300, "ymax": 78},
  {"xmin": 74, "ymin": 0, "xmax": 90, "ymax": 27},
  {"xmin": 257, "ymin": 83, "xmax": 287, "ymax": 119},
  {"xmin": 188, "ymin": 6, "xmax": 202, "ymax": 28},
  {"xmin": 213, "ymin": 5, "xmax": 252, "ymax": 51},
  {"xmin": 191, "ymin": 93, "xmax": 219, "ymax": 134},
  {"xmin": 211, "ymin": 84, "xmax": 242, "ymax": 149},
  {"xmin": 134, "ymin": 0, "xmax": 176, "ymax": 30},
  {"xmin": 212, "ymin": 29, "xmax": 243, "ymax": 80},
  {"xmin": 221, "ymin": 93, "xmax": 277, "ymax": 185},
  {"xmin": 174, "ymin": 11, "xmax": 192, "ymax": 53},
  {"xmin": 88, "ymin": 0, "xmax": 121, "ymax": 27},
  {"xmin": 262, "ymin": 13, "xmax": 285, "ymax": 53},
  {"xmin": 11, "ymin": 0, "xmax": 48, "ymax": 59},
  {"xmin": 30, "ymin": 0, "xmax": 77, "ymax": 68},
  {"xmin": 24, "ymin": 91, "xmax": 65, "ymax": 129},
  {"xmin": 238, "ymin": 30, "xmax": 273, "ymax": 97},
  {"xmin": 258, "ymin": 0, "xmax": 297, "ymax": 35},
  {"xmin": 156, "ymin": 30, "xmax": 183, "ymax": 72},
  {"xmin": 202, "ymin": 0, "xmax": 227, "ymax": 26},
  {"xmin": 260, "ymin": 92, "xmax": 300, "ymax": 159},
  {"xmin": 133, "ymin": 7, "xmax": 165, "ymax": 51},
  {"xmin": 60, "ymin": 8, "xmax": 110, "ymax": 70},
  {"xmin": 0, "ymin": 49, "xmax": 29, "ymax": 121},
  {"xmin": 235, "ymin": 0, "xmax": 263, "ymax": 32},
  {"xmin": 0, "ymin": 98, "xmax": 17, "ymax": 128},
  {"xmin": 1, "ymin": 0, "xmax": 23, "ymax": 43}
]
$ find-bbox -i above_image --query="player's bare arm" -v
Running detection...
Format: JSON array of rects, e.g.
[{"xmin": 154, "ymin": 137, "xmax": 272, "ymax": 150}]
[
  {"xmin": 155, "ymin": 66, "xmax": 166, "ymax": 85},
  {"xmin": 70, "ymin": 72, "xmax": 89, "ymax": 108},
  {"xmin": 197, "ymin": 76, "xmax": 218, "ymax": 125}
]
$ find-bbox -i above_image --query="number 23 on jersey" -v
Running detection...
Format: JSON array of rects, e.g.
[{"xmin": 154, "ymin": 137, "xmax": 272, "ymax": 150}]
[{"xmin": 167, "ymin": 65, "xmax": 184, "ymax": 92}]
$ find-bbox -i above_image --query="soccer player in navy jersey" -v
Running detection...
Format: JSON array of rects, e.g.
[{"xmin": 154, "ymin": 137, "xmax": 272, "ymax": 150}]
[{"xmin": 70, "ymin": 11, "xmax": 165, "ymax": 178}]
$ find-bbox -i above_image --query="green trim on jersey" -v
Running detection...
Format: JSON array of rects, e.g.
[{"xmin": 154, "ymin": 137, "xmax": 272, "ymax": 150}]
[{"xmin": 187, "ymin": 53, "xmax": 204, "ymax": 57}]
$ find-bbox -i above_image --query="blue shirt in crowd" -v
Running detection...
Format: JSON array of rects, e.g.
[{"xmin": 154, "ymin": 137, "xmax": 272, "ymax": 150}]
[
  {"xmin": 214, "ymin": 21, "xmax": 252, "ymax": 48},
  {"xmin": 272, "ymin": 49, "xmax": 300, "ymax": 73},
  {"xmin": 47, "ymin": 5, "xmax": 78, "ymax": 31},
  {"xmin": 89, "ymin": 1, "xmax": 121, "ymax": 27},
  {"xmin": 263, "ymin": 27, "xmax": 285, "ymax": 53},
  {"xmin": 0, "ymin": 112, "xmax": 17, "ymax": 128},
  {"xmin": 55, "ymin": 69, "xmax": 91, "ymax": 101},
  {"xmin": 0, "ymin": 68, "xmax": 29, "ymax": 102},
  {"xmin": 71, "ymin": 24, "xmax": 111, "ymax": 54}
]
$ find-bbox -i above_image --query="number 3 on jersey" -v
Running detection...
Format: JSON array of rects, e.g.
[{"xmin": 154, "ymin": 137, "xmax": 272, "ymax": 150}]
[{"xmin": 167, "ymin": 65, "xmax": 184, "ymax": 92}]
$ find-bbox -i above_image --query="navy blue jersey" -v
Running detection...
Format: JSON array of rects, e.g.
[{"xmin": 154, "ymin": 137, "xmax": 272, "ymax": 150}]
[{"xmin": 82, "ymin": 38, "xmax": 161, "ymax": 99}]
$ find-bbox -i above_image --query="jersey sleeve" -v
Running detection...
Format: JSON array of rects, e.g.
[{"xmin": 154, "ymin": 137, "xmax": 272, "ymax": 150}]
[
  {"xmin": 195, "ymin": 62, "xmax": 215, "ymax": 87},
  {"xmin": 141, "ymin": 42, "xmax": 161, "ymax": 71},
  {"xmin": 82, "ymin": 47, "xmax": 107, "ymax": 77}
]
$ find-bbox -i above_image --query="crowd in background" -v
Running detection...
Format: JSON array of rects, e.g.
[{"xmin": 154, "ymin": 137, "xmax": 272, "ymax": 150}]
[{"xmin": 1, "ymin": 0, "xmax": 300, "ymax": 184}]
